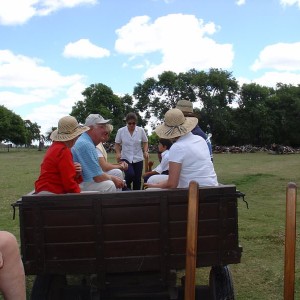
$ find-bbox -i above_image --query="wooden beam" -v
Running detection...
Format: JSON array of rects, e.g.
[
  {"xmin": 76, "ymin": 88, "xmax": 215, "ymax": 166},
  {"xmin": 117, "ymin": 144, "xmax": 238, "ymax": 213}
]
[
  {"xmin": 284, "ymin": 182, "xmax": 297, "ymax": 300},
  {"xmin": 185, "ymin": 181, "xmax": 199, "ymax": 300}
]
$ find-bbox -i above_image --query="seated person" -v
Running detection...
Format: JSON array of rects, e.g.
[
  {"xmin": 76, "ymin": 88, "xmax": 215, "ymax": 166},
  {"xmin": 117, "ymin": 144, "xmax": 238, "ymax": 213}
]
[
  {"xmin": 176, "ymin": 99, "xmax": 213, "ymax": 161},
  {"xmin": 35, "ymin": 115, "xmax": 89, "ymax": 194},
  {"xmin": 0, "ymin": 231, "xmax": 26, "ymax": 300},
  {"xmin": 96, "ymin": 124, "xmax": 128, "ymax": 180},
  {"xmin": 143, "ymin": 138, "xmax": 172, "ymax": 184},
  {"xmin": 72, "ymin": 114, "xmax": 125, "ymax": 193},
  {"xmin": 145, "ymin": 108, "xmax": 218, "ymax": 189}
]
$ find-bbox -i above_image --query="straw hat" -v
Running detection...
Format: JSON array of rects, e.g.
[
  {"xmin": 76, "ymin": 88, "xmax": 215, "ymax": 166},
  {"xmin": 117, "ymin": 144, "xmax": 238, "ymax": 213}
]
[
  {"xmin": 50, "ymin": 116, "xmax": 89, "ymax": 142},
  {"xmin": 176, "ymin": 100, "xmax": 193, "ymax": 113},
  {"xmin": 155, "ymin": 108, "xmax": 198, "ymax": 139}
]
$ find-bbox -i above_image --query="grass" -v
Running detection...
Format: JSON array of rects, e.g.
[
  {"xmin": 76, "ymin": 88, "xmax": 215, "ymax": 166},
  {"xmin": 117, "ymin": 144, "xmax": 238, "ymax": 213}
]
[{"xmin": 0, "ymin": 149, "xmax": 299, "ymax": 299}]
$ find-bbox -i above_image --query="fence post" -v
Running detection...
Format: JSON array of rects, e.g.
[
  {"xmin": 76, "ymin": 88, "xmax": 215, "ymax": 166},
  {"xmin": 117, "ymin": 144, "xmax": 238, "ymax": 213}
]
[
  {"xmin": 185, "ymin": 181, "xmax": 199, "ymax": 300},
  {"xmin": 284, "ymin": 182, "xmax": 297, "ymax": 300}
]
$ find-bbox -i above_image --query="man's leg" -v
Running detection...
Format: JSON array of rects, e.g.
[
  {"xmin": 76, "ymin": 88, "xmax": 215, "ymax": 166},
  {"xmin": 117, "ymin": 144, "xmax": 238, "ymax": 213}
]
[
  {"xmin": 0, "ymin": 231, "xmax": 26, "ymax": 300},
  {"xmin": 80, "ymin": 180, "xmax": 116, "ymax": 193}
]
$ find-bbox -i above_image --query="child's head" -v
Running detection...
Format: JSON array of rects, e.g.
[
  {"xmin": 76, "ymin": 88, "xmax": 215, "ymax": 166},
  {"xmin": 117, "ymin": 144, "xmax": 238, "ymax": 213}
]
[{"xmin": 158, "ymin": 138, "xmax": 172, "ymax": 153}]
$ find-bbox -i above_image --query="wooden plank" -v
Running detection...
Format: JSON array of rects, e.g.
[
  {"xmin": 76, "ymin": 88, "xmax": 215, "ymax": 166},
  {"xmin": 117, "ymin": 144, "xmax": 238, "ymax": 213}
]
[
  {"xmin": 284, "ymin": 182, "xmax": 297, "ymax": 300},
  {"xmin": 18, "ymin": 184, "xmax": 242, "ymax": 283},
  {"xmin": 185, "ymin": 181, "xmax": 199, "ymax": 300}
]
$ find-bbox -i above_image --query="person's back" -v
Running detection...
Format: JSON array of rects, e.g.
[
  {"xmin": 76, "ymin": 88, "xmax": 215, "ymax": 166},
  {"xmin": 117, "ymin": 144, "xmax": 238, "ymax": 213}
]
[
  {"xmin": 176, "ymin": 99, "xmax": 213, "ymax": 161},
  {"xmin": 170, "ymin": 132, "xmax": 217, "ymax": 188},
  {"xmin": 35, "ymin": 115, "xmax": 89, "ymax": 194},
  {"xmin": 145, "ymin": 109, "xmax": 218, "ymax": 190}
]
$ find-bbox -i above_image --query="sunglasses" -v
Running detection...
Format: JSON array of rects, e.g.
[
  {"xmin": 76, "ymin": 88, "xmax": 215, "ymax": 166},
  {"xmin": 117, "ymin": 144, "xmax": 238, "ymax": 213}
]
[{"xmin": 127, "ymin": 122, "xmax": 136, "ymax": 125}]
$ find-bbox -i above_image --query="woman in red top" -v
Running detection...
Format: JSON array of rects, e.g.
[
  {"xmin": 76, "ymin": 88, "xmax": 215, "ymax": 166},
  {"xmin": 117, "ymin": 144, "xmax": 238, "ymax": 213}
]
[{"xmin": 35, "ymin": 116, "xmax": 89, "ymax": 194}]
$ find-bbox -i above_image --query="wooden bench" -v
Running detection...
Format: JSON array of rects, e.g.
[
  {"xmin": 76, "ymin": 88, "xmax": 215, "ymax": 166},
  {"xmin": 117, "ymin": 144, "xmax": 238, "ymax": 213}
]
[{"xmin": 13, "ymin": 185, "xmax": 244, "ymax": 300}]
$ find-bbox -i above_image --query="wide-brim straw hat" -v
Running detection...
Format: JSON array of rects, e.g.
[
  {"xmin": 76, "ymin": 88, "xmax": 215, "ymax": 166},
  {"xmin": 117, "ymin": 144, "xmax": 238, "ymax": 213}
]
[
  {"xmin": 155, "ymin": 108, "xmax": 198, "ymax": 139},
  {"xmin": 50, "ymin": 116, "xmax": 89, "ymax": 142},
  {"xmin": 176, "ymin": 99, "xmax": 193, "ymax": 113}
]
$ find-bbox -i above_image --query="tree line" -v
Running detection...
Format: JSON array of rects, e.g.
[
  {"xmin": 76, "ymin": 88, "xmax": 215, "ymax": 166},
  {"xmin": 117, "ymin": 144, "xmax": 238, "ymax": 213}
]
[{"xmin": 1, "ymin": 68, "xmax": 300, "ymax": 147}]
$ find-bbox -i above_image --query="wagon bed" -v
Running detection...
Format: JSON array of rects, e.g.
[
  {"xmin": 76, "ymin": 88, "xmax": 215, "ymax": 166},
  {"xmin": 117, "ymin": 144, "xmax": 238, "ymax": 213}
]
[{"xmin": 14, "ymin": 185, "xmax": 243, "ymax": 299}]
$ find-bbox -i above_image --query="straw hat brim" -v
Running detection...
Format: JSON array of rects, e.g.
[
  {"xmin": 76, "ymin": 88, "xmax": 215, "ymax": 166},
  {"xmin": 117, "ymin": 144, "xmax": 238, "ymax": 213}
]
[
  {"xmin": 155, "ymin": 117, "xmax": 198, "ymax": 139},
  {"xmin": 50, "ymin": 125, "xmax": 90, "ymax": 141}
]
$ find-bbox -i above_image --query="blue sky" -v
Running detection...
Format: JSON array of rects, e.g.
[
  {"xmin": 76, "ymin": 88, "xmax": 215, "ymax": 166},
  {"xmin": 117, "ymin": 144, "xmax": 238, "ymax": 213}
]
[{"xmin": 1, "ymin": 0, "xmax": 300, "ymax": 135}]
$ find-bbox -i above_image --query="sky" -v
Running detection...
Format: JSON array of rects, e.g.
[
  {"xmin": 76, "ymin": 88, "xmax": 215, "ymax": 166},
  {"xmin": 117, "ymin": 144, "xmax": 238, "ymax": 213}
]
[{"xmin": 1, "ymin": 0, "xmax": 300, "ymax": 136}]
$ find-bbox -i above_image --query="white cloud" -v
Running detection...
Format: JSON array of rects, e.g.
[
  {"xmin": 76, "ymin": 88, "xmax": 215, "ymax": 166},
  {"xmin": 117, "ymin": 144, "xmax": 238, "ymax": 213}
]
[
  {"xmin": 0, "ymin": 50, "xmax": 83, "ymax": 89},
  {"xmin": 0, "ymin": 50, "xmax": 87, "ymax": 134},
  {"xmin": 0, "ymin": 0, "xmax": 97, "ymax": 25},
  {"xmin": 280, "ymin": 0, "xmax": 300, "ymax": 8},
  {"xmin": 115, "ymin": 14, "xmax": 234, "ymax": 79},
  {"xmin": 25, "ymin": 83, "xmax": 86, "ymax": 134},
  {"xmin": 250, "ymin": 71, "xmax": 300, "ymax": 88},
  {"xmin": 251, "ymin": 42, "xmax": 300, "ymax": 71},
  {"xmin": 63, "ymin": 39, "xmax": 110, "ymax": 59},
  {"xmin": 236, "ymin": 0, "xmax": 246, "ymax": 6}
]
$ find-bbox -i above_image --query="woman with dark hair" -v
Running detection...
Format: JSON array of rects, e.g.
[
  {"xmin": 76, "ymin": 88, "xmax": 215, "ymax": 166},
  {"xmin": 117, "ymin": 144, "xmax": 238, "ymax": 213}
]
[{"xmin": 114, "ymin": 112, "xmax": 149, "ymax": 190}]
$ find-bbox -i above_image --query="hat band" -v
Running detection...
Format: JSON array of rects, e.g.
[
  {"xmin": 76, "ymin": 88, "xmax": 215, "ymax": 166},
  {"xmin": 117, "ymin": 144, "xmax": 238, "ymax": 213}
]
[
  {"xmin": 58, "ymin": 125, "xmax": 81, "ymax": 135},
  {"xmin": 164, "ymin": 124, "xmax": 187, "ymax": 137}
]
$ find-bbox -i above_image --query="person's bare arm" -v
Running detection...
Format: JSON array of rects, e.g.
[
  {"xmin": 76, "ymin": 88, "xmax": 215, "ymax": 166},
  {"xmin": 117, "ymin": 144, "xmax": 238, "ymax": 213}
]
[
  {"xmin": 143, "ymin": 142, "xmax": 149, "ymax": 159},
  {"xmin": 0, "ymin": 231, "xmax": 26, "ymax": 300},
  {"xmin": 115, "ymin": 143, "xmax": 122, "ymax": 162},
  {"xmin": 99, "ymin": 157, "xmax": 127, "ymax": 172},
  {"xmin": 93, "ymin": 173, "xmax": 124, "ymax": 189}
]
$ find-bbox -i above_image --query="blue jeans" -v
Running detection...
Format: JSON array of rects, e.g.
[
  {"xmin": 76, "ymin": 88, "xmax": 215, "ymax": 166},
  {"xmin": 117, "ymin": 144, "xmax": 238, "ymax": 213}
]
[{"xmin": 122, "ymin": 160, "xmax": 144, "ymax": 190}]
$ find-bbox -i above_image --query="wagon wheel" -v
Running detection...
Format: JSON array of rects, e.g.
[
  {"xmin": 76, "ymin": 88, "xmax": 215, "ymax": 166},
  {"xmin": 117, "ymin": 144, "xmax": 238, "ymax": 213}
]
[
  {"xmin": 209, "ymin": 266, "xmax": 235, "ymax": 300},
  {"xmin": 31, "ymin": 274, "xmax": 67, "ymax": 300}
]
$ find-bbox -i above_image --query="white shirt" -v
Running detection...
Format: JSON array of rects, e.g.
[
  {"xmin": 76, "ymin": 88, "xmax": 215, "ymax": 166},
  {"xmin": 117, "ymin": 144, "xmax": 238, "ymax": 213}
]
[
  {"xmin": 115, "ymin": 126, "xmax": 148, "ymax": 163},
  {"xmin": 96, "ymin": 143, "xmax": 107, "ymax": 160},
  {"xmin": 169, "ymin": 132, "xmax": 218, "ymax": 188},
  {"xmin": 153, "ymin": 150, "xmax": 169, "ymax": 174}
]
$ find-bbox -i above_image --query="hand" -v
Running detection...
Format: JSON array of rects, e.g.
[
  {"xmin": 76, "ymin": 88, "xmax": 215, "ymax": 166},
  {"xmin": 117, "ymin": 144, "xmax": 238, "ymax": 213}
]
[
  {"xmin": 143, "ymin": 182, "xmax": 157, "ymax": 189},
  {"xmin": 74, "ymin": 162, "xmax": 82, "ymax": 176},
  {"xmin": 120, "ymin": 161, "xmax": 128, "ymax": 171},
  {"xmin": 111, "ymin": 176, "xmax": 125, "ymax": 189},
  {"xmin": 116, "ymin": 153, "xmax": 121, "ymax": 163}
]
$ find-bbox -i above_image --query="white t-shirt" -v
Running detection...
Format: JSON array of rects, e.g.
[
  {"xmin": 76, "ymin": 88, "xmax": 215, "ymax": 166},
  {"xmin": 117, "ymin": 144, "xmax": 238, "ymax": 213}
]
[
  {"xmin": 153, "ymin": 150, "xmax": 169, "ymax": 174},
  {"xmin": 115, "ymin": 126, "xmax": 148, "ymax": 163},
  {"xmin": 169, "ymin": 132, "xmax": 218, "ymax": 188},
  {"xmin": 96, "ymin": 143, "xmax": 107, "ymax": 160}
]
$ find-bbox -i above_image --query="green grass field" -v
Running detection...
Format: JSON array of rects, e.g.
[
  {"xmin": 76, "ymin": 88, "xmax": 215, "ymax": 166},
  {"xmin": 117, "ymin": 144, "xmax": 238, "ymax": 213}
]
[{"xmin": 0, "ymin": 149, "xmax": 299, "ymax": 299}]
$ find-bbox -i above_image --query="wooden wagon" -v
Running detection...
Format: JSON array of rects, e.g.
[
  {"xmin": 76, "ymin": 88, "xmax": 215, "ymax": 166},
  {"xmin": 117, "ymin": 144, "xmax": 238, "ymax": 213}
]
[{"xmin": 13, "ymin": 184, "xmax": 244, "ymax": 299}]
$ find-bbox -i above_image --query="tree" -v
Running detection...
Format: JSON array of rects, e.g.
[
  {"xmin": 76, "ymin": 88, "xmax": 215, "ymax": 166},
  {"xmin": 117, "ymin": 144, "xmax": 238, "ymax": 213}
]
[
  {"xmin": 235, "ymin": 83, "xmax": 275, "ymax": 145},
  {"xmin": 45, "ymin": 127, "xmax": 56, "ymax": 143},
  {"xmin": 24, "ymin": 120, "xmax": 41, "ymax": 146},
  {"xmin": 134, "ymin": 70, "xmax": 199, "ymax": 125},
  {"xmin": 71, "ymin": 83, "xmax": 135, "ymax": 135},
  {"xmin": 191, "ymin": 68, "xmax": 239, "ymax": 142},
  {"xmin": 0, "ymin": 105, "xmax": 27, "ymax": 145},
  {"xmin": 272, "ymin": 83, "xmax": 300, "ymax": 146},
  {"xmin": 133, "ymin": 69, "xmax": 239, "ymax": 144}
]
